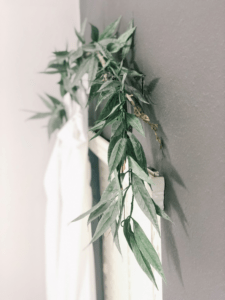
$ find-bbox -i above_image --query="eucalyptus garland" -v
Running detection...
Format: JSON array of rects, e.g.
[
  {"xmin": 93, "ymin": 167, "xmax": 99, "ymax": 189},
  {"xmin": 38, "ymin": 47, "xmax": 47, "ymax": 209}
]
[{"xmin": 31, "ymin": 16, "xmax": 172, "ymax": 288}]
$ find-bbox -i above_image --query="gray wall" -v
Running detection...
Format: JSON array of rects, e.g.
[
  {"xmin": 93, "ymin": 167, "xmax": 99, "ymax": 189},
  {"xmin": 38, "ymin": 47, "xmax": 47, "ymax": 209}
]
[{"xmin": 81, "ymin": 1, "xmax": 225, "ymax": 299}]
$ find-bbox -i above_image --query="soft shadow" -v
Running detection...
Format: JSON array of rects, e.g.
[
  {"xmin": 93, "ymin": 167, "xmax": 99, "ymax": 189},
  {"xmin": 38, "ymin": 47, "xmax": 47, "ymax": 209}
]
[{"xmin": 142, "ymin": 97, "xmax": 188, "ymax": 285}]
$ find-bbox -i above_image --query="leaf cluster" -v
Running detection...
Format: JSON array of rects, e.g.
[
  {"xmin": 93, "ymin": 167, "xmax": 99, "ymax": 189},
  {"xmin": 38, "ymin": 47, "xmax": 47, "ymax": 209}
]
[{"xmin": 33, "ymin": 16, "xmax": 170, "ymax": 287}]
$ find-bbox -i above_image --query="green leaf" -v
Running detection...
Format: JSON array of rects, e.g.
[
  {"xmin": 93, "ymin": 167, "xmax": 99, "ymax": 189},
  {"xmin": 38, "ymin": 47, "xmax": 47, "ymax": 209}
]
[
  {"xmin": 47, "ymin": 58, "xmax": 66, "ymax": 68},
  {"xmin": 127, "ymin": 85, "xmax": 149, "ymax": 104},
  {"xmin": 88, "ymin": 55, "xmax": 99, "ymax": 83},
  {"xmin": 87, "ymin": 82, "xmax": 101, "ymax": 106},
  {"xmin": 122, "ymin": 67, "xmax": 143, "ymax": 78},
  {"xmin": 40, "ymin": 70, "xmax": 61, "ymax": 74},
  {"xmin": 133, "ymin": 219, "xmax": 165, "ymax": 280},
  {"xmin": 90, "ymin": 120, "xmax": 106, "ymax": 132},
  {"xmin": 71, "ymin": 178, "xmax": 119, "ymax": 222},
  {"xmin": 123, "ymin": 219, "xmax": 157, "ymax": 287},
  {"xmin": 126, "ymin": 139, "xmax": 137, "ymax": 161},
  {"xmin": 46, "ymin": 94, "xmax": 61, "ymax": 106},
  {"xmin": 108, "ymin": 138, "xmax": 127, "ymax": 178},
  {"xmin": 108, "ymin": 130, "xmax": 123, "ymax": 163},
  {"xmin": 72, "ymin": 56, "xmax": 92, "ymax": 86},
  {"xmin": 90, "ymin": 23, "xmax": 99, "ymax": 42},
  {"xmin": 90, "ymin": 201, "xmax": 119, "ymax": 243},
  {"xmin": 75, "ymin": 28, "xmax": 85, "ymax": 44},
  {"xmin": 117, "ymin": 27, "xmax": 136, "ymax": 44},
  {"xmin": 82, "ymin": 44, "xmax": 97, "ymax": 53},
  {"xmin": 108, "ymin": 27, "xmax": 136, "ymax": 53},
  {"xmin": 126, "ymin": 113, "xmax": 145, "ymax": 136},
  {"xmin": 128, "ymin": 133, "xmax": 148, "ymax": 173},
  {"xmin": 121, "ymin": 20, "xmax": 134, "ymax": 60},
  {"xmin": 48, "ymin": 113, "xmax": 62, "ymax": 138},
  {"xmin": 111, "ymin": 118, "xmax": 122, "ymax": 136},
  {"xmin": 28, "ymin": 112, "xmax": 51, "ymax": 120},
  {"xmin": 99, "ymin": 16, "xmax": 122, "ymax": 40},
  {"xmin": 38, "ymin": 95, "xmax": 54, "ymax": 110},
  {"xmin": 98, "ymin": 38, "xmax": 116, "ymax": 46},
  {"xmin": 69, "ymin": 47, "xmax": 83, "ymax": 64},
  {"xmin": 53, "ymin": 50, "xmax": 69, "ymax": 57},
  {"xmin": 97, "ymin": 80, "xmax": 120, "ymax": 93},
  {"xmin": 154, "ymin": 202, "xmax": 172, "ymax": 222},
  {"xmin": 96, "ymin": 89, "xmax": 116, "ymax": 110},
  {"xmin": 80, "ymin": 18, "xmax": 87, "ymax": 36},
  {"xmin": 87, "ymin": 202, "xmax": 111, "ymax": 225},
  {"xmin": 132, "ymin": 174, "xmax": 160, "ymax": 234},
  {"xmin": 111, "ymin": 221, "xmax": 122, "ymax": 254},
  {"xmin": 47, "ymin": 63, "xmax": 67, "ymax": 72},
  {"xmin": 98, "ymin": 96, "xmax": 120, "ymax": 122},
  {"xmin": 128, "ymin": 156, "xmax": 154, "ymax": 185},
  {"xmin": 147, "ymin": 78, "xmax": 160, "ymax": 94},
  {"xmin": 95, "ymin": 42, "xmax": 113, "ymax": 60}
]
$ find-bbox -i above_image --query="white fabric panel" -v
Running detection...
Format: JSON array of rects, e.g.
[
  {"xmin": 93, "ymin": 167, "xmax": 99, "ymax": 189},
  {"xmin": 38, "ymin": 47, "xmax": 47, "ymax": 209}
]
[
  {"xmin": 98, "ymin": 159, "xmax": 162, "ymax": 300},
  {"xmin": 44, "ymin": 88, "xmax": 96, "ymax": 300}
]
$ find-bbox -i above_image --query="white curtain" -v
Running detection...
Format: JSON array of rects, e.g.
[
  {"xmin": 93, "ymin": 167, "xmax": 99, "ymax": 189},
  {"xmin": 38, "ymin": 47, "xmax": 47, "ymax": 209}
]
[{"xmin": 44, "ymin": 84, "xmax": 96, "ymax": 300}]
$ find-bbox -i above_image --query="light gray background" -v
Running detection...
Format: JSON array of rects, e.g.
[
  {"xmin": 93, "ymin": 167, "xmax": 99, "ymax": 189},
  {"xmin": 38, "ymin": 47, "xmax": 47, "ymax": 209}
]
[{"xmin": 81, "ymin": 1, "xmax": 225, "ymax": 299}]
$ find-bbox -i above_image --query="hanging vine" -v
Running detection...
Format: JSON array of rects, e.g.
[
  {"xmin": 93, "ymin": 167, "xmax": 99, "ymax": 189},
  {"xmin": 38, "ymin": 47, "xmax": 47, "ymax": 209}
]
[{"xmin": 30, "ymin": 16, "xmax": 172, "ymax": 288}]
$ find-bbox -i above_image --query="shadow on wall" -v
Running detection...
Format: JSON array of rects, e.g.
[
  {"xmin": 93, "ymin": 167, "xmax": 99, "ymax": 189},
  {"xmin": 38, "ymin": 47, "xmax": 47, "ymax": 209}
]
[{"xmin": 143, "ymin": 98, "xmax": 188, "ymax": 286}]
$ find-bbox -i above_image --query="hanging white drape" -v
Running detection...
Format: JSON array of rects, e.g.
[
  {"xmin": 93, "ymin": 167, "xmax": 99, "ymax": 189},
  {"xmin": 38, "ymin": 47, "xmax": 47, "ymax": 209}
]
[{"xmin": 44, "ymin": 85, "xmax": 96, "ymax": 300}]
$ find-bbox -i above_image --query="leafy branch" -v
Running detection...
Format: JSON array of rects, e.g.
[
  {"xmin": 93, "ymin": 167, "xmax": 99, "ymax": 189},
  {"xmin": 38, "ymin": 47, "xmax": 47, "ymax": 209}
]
[{"xmin": 31, "ymin": 16, "xmax": 172, "ymax": 287}]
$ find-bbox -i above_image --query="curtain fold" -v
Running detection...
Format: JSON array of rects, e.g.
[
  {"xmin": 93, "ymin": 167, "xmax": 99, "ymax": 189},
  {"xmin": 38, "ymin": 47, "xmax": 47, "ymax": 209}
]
[{"xmin": 44, "ymin": 86, "xmax": 96, "ymax": 300}]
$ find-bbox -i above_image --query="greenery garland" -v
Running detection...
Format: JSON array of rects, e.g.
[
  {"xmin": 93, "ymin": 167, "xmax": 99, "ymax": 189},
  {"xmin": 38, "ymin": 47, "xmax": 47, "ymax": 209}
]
[{"xmin": 31, "ymin": 16, "xmax": 172, "ymax": 288}]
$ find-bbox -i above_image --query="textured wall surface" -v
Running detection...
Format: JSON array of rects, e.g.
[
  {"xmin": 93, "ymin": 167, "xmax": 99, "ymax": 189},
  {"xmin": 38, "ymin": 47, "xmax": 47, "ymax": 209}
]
[
  {"xmin": 81, "ymin": 1, "xmax": 225, "ymax": 299},
  {"xmin": 0, "ymin": 1, "xmax": 80, "ymax": 299}
]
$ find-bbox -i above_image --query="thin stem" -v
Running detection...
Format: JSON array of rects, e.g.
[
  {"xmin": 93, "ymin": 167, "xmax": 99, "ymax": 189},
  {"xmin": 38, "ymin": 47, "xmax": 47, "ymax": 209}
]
[{"xmin": 129, "ymin": 194, "xmax": 134, "ymax": 218}]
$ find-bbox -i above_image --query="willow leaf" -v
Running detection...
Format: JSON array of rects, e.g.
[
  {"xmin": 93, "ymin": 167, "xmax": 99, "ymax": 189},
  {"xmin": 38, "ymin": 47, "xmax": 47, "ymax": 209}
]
[
  {"xmin": 121, "ymin": 20, "xmax": 134, "ymax": 60},
  {"xmin": 111, "ymin": 118, "xmax": 123, "ymax": 136},
  {"xmin": 126, "ymin": 113, "xmax": 145, "ymax": 136},
  {"xmin": 123, "ymin": 219, "xmax": 157, "ymax": 287},
  {"xmin": 91, "ymin": 201, "xmax": 119, "ymax": 244},
  {"xmin": 72, "ymin": 56, "xmax": 92, "ymax": 86},
  {"xmin": 96, "ymin": 90, "xmax": 116, "ymax": 110},
  {"xmin": 53, "ymin": 50, "xmax": 69, "ymax": 57},
  {"xmin": 46, "ymin": 94, "xmax": 61, "ymax": 106},
  {"xmin": 128, "ymin": 156, "xmax": 154, "ymax": 185},
  {"xmin": 130, "ymin": 233, "xmax": 158, "ymax": 288},
  {"xmin": 80, "ymin": 18, "xmax": 87, "ymax": 36},
  {"xmin": 28, "ymin": 112, "xmax": 51, "ymax": 120},
  {"xmin": 39, "ymin": 95, "xmax": 54, "ymax": 110},
  {"xmin": 87, "ymin": 202, "xmax": 111, "ymax": 225},
  {"xmin": 147, "ymin": 78, "xmax": 160, "ymax": 94},
  {"xmin": 111, "ymin": 221, "xmax": 122, "ymax": 254},
  {"xmin": 128, "ymin": 132, "xmax": 147, "ymax": 173},
  {"xmin": 71, "ymin": 178, "xmax": 119, "ymax": 222},
  {"xmin": 88, "ymin": 55, "xmax": 99, "ymax": 83},
  {"xmin": 108, "ymin": 27, "xmax": 136, "ymax": 53},
  {"xmin": 132, "ymin": 174, "xmax": 160, "ymax": 234},
  {"xmin": 98, "ymin": 96, "xmax": 119, "ymax": 122},
  {"xmin": 82, "ymin": 44, "xmax": 96, "ymax": 52},
  {"xmin": 133, "ymin": 219, "xmax": 165, "ymax": 280},
  {"xmin": 75, "ymin": 28, "xmax": 85, "ymax": 44},
  {"xmin": 127, "ymin": 86, "xmax": 149, "ymax": 104},
  {"xmin": 48, "ymin": 113, "xmax": 62, "ymax": 138},
  {"xmin": 69, "ymin": 47, "xmax": 83, "ymax": 64},
  {"xmin": 90, "ymin": 23, "xmax": 99, "ymax": 42},
  {"xmin": 108, "ymin": 138, "xmax": 127, "ymax": 178},
  {"xmin": 108, "ymin": 130, "xmax": 123, "ymax": 163},
  {"xmin": 98, "ymin": 80, "xmax": 120, "ymax": 93},
  {"xmin": 154, "ymin": 202, "xmax": 172, "ymax": 222},
  {"xmin": 99, "ymin": 16, "xmax": 121, "ymax": 40}
]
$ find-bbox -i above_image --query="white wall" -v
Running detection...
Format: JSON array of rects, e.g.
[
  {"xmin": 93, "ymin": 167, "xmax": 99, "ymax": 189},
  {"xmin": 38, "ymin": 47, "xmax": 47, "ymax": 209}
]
[{"xmin": 0, "ymin": 1, "xmax": 80, "ymax": 299}]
